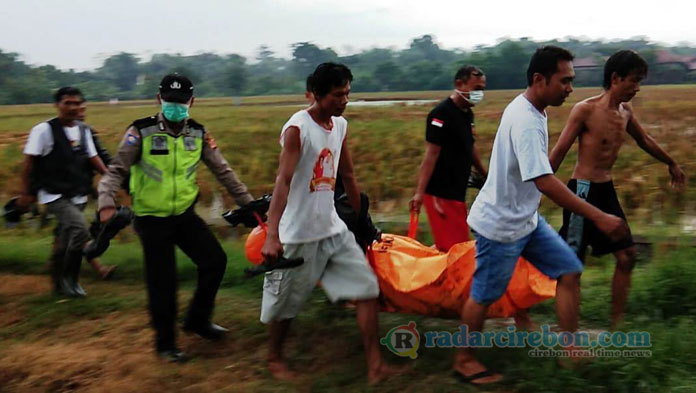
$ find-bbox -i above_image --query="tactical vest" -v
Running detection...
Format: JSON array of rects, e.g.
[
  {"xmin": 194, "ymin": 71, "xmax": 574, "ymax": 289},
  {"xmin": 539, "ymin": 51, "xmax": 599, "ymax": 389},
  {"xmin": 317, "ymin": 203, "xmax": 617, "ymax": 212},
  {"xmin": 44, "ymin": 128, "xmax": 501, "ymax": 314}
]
[
  {"xmin": 129, "ymin": 115, "xmax": 205, "ymax": 217},
  {"xmin": 32, "ymin": 118, "xmax": 92, "ymax": 197}
]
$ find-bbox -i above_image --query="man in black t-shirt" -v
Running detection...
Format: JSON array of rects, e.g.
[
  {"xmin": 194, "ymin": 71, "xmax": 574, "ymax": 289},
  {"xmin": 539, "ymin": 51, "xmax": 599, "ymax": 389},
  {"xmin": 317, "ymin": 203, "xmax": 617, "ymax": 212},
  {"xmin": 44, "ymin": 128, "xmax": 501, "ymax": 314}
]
[{"xmin": 410, "ymin": 66, "xmax": 487, "ymax": 251}]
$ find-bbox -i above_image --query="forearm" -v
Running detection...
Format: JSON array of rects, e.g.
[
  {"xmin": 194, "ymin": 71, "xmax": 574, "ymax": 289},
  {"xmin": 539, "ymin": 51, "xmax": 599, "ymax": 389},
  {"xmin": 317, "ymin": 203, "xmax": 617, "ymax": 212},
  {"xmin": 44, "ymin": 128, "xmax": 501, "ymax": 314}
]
[
  {"xmin": 265, "ymin": 176, "xmax": 291, "ymax": 238},
  {"xmin": 341, "ymin": 172, "xmax": 361, "ymax": 213},
  {"xmin": 549, "ymin": 150, "xmax": 563, "ymax": 173},
  {"xmin": 97, "ymin": 163, "xmax": 127, "ymax": 211},
  {"xmin": 472, "ymin": 145, "xmax": 487, "ymax": 176},
  {"xmin": 640, "ymin": 136, "xmax": 676, "ymax": 166},
  {"xmin": 21, "ymin": 156, "xmax": 34, "ymax": 195},
  {"xmin": 215, "ymin": 166, "xmax": 254, "ymax": 206},
  {"xmin": 415, "ymin": 157, "xmax": 437, "ymax": 195},
  {"xmin": 549, "ymin": 143, "xmax": 572, "ymax": 173},
  {"xmin": 98, "ymin": 145, "xmax": 137, "ymax": 210},
  {"xmin": 535, "ymin": 175, "xmax": 603, "ymax": 221},
  {"xmin": 203, "ymin": 145, "xmax": 253, "ymax": 206},
  {"xmin": 90, "ymin": 156, "xmax": 108, "ymax": 175}
]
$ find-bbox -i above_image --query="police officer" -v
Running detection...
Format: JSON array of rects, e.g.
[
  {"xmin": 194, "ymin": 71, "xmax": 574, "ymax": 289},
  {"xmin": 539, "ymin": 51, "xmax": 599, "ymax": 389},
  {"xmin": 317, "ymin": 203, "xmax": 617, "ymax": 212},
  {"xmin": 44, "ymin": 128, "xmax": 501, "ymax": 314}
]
[
  {"xmin": 98, "ymin": 74, "xmax": 253, "ymax": 362},
  {"xmin": 20, "ymin": 87, "xmax": 108, "ymax": 297}
]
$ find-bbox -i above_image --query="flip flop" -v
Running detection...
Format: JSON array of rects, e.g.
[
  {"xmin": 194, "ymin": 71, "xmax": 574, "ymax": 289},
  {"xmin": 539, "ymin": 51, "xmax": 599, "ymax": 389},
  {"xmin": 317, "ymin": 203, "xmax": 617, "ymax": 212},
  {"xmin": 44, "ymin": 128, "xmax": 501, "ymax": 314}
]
[{"xmin": 453, "ymin": 369, "xmax": 502, "ymax": 385}]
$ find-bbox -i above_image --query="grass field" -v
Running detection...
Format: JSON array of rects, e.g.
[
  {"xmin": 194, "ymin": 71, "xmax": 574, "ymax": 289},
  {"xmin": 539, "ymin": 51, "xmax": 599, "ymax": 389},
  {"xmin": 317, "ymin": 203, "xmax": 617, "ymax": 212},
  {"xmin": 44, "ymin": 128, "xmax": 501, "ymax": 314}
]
[
  {"xmin": 1, "ymin": 87, "xmax": 695, "ymax": 392},
  {"xmin": 0, "ymin": 86, "xmax": 693, "ymax": 222}
]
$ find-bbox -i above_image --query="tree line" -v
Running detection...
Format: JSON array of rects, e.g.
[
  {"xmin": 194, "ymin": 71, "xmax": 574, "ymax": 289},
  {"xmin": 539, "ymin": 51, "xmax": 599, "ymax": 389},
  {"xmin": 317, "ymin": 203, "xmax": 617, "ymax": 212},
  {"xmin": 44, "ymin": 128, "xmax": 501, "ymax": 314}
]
[{"xmin": 1, "ymin": 35, "xmax": 695, "ymax": 105}]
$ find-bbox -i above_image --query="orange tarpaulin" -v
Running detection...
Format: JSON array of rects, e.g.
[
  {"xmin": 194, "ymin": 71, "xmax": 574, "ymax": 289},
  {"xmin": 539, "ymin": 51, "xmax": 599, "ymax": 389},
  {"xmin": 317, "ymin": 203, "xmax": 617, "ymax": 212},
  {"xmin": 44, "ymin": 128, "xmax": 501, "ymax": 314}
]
[
  {"xmin": 368, "ymin": 234, "xmax": 557, "ymax": 318},
  {"xmin": 245, "ymin": 219, "xmax": 557, "ymax": 319}
]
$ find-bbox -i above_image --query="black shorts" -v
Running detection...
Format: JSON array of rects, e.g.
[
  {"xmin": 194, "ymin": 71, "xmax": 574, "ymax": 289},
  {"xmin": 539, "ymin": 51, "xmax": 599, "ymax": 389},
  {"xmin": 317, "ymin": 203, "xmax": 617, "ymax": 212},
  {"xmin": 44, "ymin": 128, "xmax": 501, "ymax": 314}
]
[{"xmin": 558, "ymin": 179, "xmax": 634, "ymax": 260}]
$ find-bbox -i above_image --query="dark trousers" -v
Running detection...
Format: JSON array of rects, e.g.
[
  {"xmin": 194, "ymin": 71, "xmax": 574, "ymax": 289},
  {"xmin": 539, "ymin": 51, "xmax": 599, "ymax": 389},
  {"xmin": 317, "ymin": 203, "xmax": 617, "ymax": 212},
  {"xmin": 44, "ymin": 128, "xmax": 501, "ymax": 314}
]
[{"xmin": 134, "ymin": 207, "xmax": 227, "ymax": 351}]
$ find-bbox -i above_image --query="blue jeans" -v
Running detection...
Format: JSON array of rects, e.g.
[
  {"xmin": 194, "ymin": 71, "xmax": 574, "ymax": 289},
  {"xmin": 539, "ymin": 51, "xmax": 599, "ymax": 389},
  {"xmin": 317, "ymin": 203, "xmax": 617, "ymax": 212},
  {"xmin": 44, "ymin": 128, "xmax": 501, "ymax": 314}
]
[{"xmin": 471, "ymin": 215, "xmax": 583, "ymax": 305}]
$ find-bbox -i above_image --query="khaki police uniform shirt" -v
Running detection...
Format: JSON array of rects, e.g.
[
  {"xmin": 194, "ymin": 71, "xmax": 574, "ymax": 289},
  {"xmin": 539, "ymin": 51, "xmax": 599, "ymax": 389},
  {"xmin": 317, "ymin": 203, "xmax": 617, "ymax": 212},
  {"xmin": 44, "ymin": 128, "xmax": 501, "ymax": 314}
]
[{"xmin": 98, "ymin": 113, "xmax": 253, "ymax": 211}]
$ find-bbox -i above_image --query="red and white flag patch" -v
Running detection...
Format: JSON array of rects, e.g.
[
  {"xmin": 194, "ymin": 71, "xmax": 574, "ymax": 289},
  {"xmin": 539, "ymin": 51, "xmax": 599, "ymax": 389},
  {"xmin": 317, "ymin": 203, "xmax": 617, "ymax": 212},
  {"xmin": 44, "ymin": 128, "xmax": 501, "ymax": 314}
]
[{"xmin": 431, "ymin": 118, "xmax": 444, "ymax": 128}]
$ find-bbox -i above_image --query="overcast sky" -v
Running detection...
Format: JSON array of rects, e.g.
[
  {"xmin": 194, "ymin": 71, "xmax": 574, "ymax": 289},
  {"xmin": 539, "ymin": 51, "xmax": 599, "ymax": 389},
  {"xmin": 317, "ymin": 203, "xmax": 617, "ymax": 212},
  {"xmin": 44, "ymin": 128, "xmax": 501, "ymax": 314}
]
[{"xmin": 2, "ymin": 0, "xmax": 693, "ymax": 71}]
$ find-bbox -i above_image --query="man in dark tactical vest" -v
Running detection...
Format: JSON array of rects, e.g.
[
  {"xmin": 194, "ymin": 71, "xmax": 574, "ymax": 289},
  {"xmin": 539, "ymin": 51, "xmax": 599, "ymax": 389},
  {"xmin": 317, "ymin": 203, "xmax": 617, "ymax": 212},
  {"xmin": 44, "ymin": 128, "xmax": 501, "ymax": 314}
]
[
  {"xmin": 45, "ymin": 102, "xmax": 117, "ymax": 280},
  {"xmin": 98, "ymin": 74, "xmax": 254, "ymax": 363},
  {"xmin": 19, "ymin": 87, "xmax": 108, "ymax": 297}
]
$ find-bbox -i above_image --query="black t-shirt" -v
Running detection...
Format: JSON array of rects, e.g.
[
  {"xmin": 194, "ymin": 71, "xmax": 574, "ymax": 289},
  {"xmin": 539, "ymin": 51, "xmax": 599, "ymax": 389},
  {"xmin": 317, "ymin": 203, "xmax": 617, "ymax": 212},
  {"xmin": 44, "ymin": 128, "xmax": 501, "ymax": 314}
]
[{"xmin": 424, "ymin": 97, "xmax": 475, "ymax": 202}]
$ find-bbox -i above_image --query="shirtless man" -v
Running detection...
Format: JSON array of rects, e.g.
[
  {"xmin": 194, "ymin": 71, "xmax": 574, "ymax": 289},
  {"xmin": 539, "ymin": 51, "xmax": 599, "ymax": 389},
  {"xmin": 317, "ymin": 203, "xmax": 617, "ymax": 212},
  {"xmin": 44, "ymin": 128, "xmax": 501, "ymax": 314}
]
[{"xmin": 550, "ymin": 50, "xmax": 686, "ymax": 329}]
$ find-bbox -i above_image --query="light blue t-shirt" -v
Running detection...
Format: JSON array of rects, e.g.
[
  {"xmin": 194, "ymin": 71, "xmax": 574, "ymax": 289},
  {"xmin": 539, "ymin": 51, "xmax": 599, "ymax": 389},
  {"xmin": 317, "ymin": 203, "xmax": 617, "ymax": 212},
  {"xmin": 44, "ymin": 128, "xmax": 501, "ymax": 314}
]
[{"xmin": 467, "ymin": 94, "xmax": 554, "ymax": 242}]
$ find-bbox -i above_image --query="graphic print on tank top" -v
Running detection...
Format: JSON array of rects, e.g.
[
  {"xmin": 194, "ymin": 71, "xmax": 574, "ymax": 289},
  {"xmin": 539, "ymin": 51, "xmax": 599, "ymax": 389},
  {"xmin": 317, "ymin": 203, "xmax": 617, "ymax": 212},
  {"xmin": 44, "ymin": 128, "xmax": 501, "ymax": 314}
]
[{"xmin": 310, "ymin": 148, "xmax": 336, "ymax": 192}]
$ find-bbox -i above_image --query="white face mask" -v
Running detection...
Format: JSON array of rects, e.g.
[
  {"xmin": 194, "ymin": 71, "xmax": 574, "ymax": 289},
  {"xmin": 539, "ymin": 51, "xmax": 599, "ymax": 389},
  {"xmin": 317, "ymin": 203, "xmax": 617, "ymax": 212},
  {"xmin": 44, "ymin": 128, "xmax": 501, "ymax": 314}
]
[{"xmin": 455, "ymin": 89, "xmax": 485, "ymax": 105}]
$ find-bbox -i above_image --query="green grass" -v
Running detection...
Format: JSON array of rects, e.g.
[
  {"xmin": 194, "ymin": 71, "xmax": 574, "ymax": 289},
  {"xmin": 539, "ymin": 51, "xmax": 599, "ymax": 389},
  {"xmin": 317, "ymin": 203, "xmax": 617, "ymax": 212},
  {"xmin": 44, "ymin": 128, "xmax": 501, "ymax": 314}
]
[
  {"xmin": 0, "ymin": 88, "xmax": 695, "ymax": 391},
  {"xmin": 0, "ymin": 86, "xmax": 694, "ymax": 226},
  {"xmin": 1, "ymin": 230, "xmax": 695, "ymax": 392}
]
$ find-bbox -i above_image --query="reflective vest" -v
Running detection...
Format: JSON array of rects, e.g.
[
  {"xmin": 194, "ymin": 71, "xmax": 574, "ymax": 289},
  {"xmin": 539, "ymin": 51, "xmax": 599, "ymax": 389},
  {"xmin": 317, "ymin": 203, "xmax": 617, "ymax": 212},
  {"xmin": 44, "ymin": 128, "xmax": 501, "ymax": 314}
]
[{"xmin": 129, "ymin": 116, "xmax": 204, "ymax": 217}]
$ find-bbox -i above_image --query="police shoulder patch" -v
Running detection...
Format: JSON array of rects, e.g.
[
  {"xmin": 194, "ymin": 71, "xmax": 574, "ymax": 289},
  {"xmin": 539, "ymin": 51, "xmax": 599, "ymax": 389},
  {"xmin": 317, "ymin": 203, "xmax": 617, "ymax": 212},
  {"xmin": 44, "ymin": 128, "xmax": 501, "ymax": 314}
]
[{"xmin": 121, "ymin": 128, "xmax": 140, "ymax": 147}]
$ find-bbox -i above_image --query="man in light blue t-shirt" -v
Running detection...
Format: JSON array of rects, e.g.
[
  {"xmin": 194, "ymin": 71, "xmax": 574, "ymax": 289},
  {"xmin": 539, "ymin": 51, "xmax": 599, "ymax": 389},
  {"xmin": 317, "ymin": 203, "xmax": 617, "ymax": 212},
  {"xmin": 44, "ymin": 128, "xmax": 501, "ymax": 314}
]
[{"xmin": 454, "ymin": 46, "xmax": 630, "ymax": 385}]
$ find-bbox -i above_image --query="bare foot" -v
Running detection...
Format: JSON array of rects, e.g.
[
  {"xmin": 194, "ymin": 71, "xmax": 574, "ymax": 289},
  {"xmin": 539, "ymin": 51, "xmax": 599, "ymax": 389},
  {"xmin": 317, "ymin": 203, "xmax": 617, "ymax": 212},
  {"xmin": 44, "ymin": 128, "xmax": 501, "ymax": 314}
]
[
  {"xmin": 98, "ymin": 265, "xmax": 117, "ymax": 280},
  {"xmin": 513, "ymin": 310, "xmax": 538, "ymax": 331},
  {"xmin": 453, "ymin": 357, "xmax": 502, "ymax": 385},
  {"xmin": 367, "ymin": 363, "xmax": 411, "ymax": 385},
  {"xmin": 268, "ymin": 359, "xmax": 298, "ymax": 381}
]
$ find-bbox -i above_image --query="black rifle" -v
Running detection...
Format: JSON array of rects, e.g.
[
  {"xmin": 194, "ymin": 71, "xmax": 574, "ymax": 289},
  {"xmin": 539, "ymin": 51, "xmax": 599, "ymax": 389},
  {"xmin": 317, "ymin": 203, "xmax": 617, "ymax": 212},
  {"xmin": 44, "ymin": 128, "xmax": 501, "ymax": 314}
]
[
  {"xmin": 223, "ymin": 195, "xmax": 305, "ymax": 277},
  {"xmin": 467, "ymin": 171, "xmax": 486, "ymax": 190},
  {"xmin": 222, "ymin": 194, "xmax": 271, "ymax": 228},
  {"xmin": 334, "ymin": 192, "xmax": 382, "ymax": 252},
  {"xmin": 83, "ymin": 206, "xmax": 134, "ymax": 260},
  {"xmin": 3, "ymin": 197, "xmax": 39, "ymax": 228}
]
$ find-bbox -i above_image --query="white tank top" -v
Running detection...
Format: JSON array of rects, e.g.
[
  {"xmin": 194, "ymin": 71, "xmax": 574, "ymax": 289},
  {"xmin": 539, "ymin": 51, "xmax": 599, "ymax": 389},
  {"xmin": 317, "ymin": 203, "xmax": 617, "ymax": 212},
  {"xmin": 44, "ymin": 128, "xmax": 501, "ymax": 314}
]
[{"xmin": 278, "ymin": 110, "xmax": 349, "ymax": 243}]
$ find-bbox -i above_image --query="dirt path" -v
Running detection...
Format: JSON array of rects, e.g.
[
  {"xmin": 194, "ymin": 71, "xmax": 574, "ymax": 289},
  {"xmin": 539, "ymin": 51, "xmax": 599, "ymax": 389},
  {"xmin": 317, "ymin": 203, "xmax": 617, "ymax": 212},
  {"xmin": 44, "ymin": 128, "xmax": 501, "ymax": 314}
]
[
  {"xmin": 0, "ymin": 273, "xmax": 524, "ymax": 393},
  {"xmin": 0, "ymin": 274, "xmax": 272, "ymax": 392}
]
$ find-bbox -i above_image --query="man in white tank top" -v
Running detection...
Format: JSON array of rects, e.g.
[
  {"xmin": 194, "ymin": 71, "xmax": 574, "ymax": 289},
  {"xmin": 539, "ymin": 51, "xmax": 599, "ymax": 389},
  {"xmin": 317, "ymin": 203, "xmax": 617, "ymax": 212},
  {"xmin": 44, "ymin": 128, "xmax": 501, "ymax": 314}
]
[{"xmin": 260, "ymin": 63, "xmax": 406, "ymax": 384}]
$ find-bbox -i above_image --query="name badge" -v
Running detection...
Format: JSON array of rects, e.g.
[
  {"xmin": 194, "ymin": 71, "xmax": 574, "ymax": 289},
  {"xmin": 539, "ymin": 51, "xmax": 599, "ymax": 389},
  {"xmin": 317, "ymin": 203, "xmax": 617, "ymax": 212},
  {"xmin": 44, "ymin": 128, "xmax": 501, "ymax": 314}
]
[
  {"xmin": 183, "ymin": 136, "xmax": 197, "ymax": 151},
  {"xmin": 150, "ymin": 135, "xmax": 169, "ymax": 155}
]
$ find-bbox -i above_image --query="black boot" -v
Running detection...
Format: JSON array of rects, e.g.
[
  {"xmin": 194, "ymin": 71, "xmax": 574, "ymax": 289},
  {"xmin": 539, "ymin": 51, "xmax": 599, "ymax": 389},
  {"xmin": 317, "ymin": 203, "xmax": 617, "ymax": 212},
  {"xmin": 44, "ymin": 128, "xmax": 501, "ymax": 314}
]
[
  {"xmin": 65, "ymin": 249, "xmax": 86, "ymax": 297},
  {"xmin": 51, "ymin": 248, "xmax": 76, "ymax": 297},
  {"xmin": 157, "ymin": 348, "xmax": 189, "ymax": 363},
  {"xmin": 182, "ymin": 320, "xmax": 228, "ymax": 341}
]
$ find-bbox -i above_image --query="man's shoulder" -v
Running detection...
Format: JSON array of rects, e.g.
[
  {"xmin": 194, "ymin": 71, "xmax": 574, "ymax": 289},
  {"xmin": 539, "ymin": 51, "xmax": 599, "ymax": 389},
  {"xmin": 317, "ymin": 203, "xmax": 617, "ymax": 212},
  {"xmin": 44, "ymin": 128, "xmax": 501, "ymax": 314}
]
[
  {"xmin": 428, "ymin": 98, "xmax": 453, "ymax": 118},
  {"xmin": 30, "ymin": 121, "xmax": 51, "ymax": 134},
  {"xmin": 281, "ymin": 110, "xmax": 306, "ymax": 131},
  {"xmin": 75, "ymin": 120, "xmax": 95, "ymax": 134},
  {"xmin": 332, "ymin": 115, "xmax": 348, "ymax": 127},
  {"xmin": 187, "ymin": 118, "xmax": 205, "ymax": 131},
  {"xmin": 286, "ymin": 109, "xmax": 309, "ymax": 124},
  {"xmin": 573, "ymin": 98, "xmax": 598, "ymax": 116},
  {"xmin": 131, "ymin": 115, "xmax": 159, "ymax": 130},
  {"xmin": 503, "ymin": 98, "xmax": 542, "ymax": 128}
]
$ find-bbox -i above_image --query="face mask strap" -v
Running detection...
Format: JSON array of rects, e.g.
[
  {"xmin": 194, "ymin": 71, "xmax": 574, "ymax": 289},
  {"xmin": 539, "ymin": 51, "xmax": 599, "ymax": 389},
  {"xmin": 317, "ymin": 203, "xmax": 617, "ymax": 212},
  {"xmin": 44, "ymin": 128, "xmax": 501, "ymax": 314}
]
[{"xmin": 454, "ymin": 89, "xmax": 474, "ymax": 105}]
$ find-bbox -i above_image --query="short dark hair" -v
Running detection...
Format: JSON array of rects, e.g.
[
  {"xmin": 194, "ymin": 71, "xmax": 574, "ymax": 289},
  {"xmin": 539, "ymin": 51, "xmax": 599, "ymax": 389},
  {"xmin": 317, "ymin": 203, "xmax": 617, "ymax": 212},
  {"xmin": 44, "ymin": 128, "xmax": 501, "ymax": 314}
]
[
  {"xmin": 454, "ymin": 65, "xmax": 484, "ymax": 83},
  {"xmin": 603, "ymin": 50, "xmax": 648, "ymax": 90},
  {"xmin": 305, "ymin": 74, "xmax": 314, "ymax": 93},
  {"xmin": 310, "ymin": 63, "xmax": 353, "ymax": 97},
  {"xmin": 54, "ymin": 87, "xmax": 84, "ymax": 103},
  {"xmin": 526, "ymin": 46, "xmax": 575, "ymax": 87}
]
